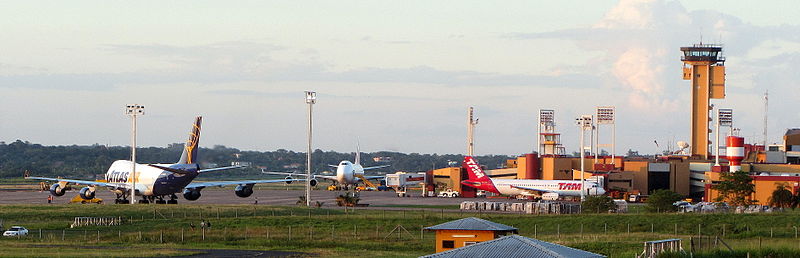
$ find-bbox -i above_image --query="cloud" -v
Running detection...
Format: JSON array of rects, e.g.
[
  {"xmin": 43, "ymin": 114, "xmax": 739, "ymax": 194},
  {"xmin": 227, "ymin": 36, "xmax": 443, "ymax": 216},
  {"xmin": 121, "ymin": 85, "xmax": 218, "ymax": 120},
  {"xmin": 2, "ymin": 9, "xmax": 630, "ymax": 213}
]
[
  {"xmin": 509, "ymin": 0, "xmax": 800, "ymax": 112},
  {"xmin": 0, "ymin": 41, "xmax": 605, "ymax": 91}
]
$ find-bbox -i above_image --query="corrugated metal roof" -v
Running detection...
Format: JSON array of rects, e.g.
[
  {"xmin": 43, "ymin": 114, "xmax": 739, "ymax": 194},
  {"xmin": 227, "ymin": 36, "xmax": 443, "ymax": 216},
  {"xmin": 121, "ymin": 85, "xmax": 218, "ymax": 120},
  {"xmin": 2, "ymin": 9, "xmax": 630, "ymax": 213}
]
[
  {"xmin": 424, "ymin": 217, "xmax": 518, "ymax": 232},
  {"xmin": 421, "ymin": 235, "xmax": 606, "ymax": 258}
]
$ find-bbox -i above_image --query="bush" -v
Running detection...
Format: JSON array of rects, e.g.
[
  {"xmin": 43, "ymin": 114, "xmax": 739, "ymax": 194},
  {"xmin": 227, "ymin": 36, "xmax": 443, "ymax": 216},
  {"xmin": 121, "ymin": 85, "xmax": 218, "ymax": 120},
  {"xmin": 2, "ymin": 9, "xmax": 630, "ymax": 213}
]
[
  {"xmin": 645, "ymin": 189, "xmax": 683, "ymax": 213},
  {"xmin": 582, "ymin": 195, "xmax": 615, "ymax": 213}
]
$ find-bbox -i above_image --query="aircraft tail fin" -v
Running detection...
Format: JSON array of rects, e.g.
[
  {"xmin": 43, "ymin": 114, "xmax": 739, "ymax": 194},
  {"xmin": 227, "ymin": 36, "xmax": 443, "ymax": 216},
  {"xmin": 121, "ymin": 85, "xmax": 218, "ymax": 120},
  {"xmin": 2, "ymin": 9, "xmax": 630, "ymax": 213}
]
[
  {"xmin": 462, "ymin": 156, "xmax": 492, "ymax": 183},
  {"xmin": 178, "ymin": 116, "xmax": 202, "ymax": 164}
]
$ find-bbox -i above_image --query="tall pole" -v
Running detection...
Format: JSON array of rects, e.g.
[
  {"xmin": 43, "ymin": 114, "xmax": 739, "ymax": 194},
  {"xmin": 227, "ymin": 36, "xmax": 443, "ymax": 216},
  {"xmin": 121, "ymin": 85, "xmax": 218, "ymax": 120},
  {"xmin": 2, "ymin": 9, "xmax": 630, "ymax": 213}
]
[
  {"xmin": 611, "ymin": 122, "xmax": 616, "ymax": 165},
  {"xmin": 305, "ymin": 91, "xmax": 316, "ymax": 207},
  {"xmin": 580, "ymin": 124, "xmax": 585, "ymax": 201},
  {"xmin": 467, "ymin": 107, "xmax": 478, "ymax": 156},
  {"xmin": 577, "ymin": 115, "xmax": 591, "ymax": 201},
  {"xmin": 593, "ymin": 123, "xmax": 598, "ymax": 164},
  {"xmin": 131, "ymin": 114, "xmax": 137, "ymax": 204},
  {"xmin": 714, "ymin": 105, "xmax": 720, "ymax": 166},
  {"xmin": 763, "ymin": 90, "xmax": 768, "ymax": 147},
  {"xmin": 125, "ymin": 105, "xmax": 144, "ymax": 204}
]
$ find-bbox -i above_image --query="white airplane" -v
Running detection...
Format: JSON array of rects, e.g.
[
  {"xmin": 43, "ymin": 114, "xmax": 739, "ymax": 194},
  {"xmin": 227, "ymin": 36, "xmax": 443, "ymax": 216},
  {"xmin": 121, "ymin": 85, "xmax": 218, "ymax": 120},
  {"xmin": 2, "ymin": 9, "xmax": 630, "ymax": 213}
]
[
  {"xmin": 264, "ymin": 147, "xmax": 389, "ymax": 188},
  {"xmin": 460, "ymin": 156, "xmax": 605, "ymax": 199},
  {"xmin": 26, "ymin": 116, "xmax": 301, "ymax": 204}
]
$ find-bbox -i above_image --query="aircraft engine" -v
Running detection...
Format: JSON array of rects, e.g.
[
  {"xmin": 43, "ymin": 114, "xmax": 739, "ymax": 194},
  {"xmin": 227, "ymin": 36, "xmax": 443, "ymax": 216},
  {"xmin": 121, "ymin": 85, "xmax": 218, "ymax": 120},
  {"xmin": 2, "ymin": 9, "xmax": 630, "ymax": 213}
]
[
  {"xmin": 309, "ymin": 178, "xmax": 318, "ymax": 187},
  {"xmin": 588, "ymin": 187, "xmax": 604, "ymax": 196},
  {"xmin": 183, "ymin": 188, "xmax": 202, "ymax": 201},
  {"xmin": 49, "ymin": 183, "xmax": 66, "ymax": 196},
  {"xmin": 234, "ymin": 184, "xmax": 254, "ymax": 198},
  {"xmin": 284, "ymin": 176, "xmax": 293, "ymax": 184},
  {"xmin": 79, "ymin": 187, "xmax": 95, "ymax": 200}
]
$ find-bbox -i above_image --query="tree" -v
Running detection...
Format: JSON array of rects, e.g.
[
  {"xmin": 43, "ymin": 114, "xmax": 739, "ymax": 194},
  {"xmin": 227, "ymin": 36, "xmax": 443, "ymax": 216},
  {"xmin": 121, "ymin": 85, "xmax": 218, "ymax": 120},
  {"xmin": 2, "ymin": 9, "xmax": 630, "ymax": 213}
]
[
  {"xmin": 713, "ymin": 170, "xmax": 755, "ymax": 207},
  {"xmin": 645, "ymin": 189, "xmax": 683, "ymax": 212},
  {"xmin": 768, "ymin": 184, "xmax": 794, "ymax": 208},
  {"xmin": 582, "ymin": 195, "xmax": 615, "ymax": 213},
  {"xmin": 335, "ymin": 192, "xmax": 360, "ymax": 207}
]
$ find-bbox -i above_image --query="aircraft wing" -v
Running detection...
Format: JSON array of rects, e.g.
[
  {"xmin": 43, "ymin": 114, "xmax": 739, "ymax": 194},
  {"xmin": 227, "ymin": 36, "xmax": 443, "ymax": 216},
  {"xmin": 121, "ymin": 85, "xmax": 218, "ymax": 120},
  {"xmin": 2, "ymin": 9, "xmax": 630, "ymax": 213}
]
[
  {"xmin": 357, "ymin": 175, "xmax": 385, "ymax": 181},
  {"xmin": 313, "ymin": 175, "xmax": 338, "ymax": 181},
  {"xmin": 509, "ymin": 185, "xmax": 554, "ymax": 194},
  {"xmin": 363, "ymin": 165, "xmax": 390, "ymax": 170},
  {"xmin": 262, "ymin": 170, "xmax": 337, "ymax": 181},
  {"xmin": 262, "ymin": 171, "xmax": 306, "ymax": 176},
  {"xmin": 199, "ymin": 165, "xmax": 246, "ymax": 173},
  {"xmin": 185, "ymin": 178, "xmax": 304, "ymax": 188},
  {"xmin": 26, "ymin": 176, "xmax": 126, "ymax": 189}
]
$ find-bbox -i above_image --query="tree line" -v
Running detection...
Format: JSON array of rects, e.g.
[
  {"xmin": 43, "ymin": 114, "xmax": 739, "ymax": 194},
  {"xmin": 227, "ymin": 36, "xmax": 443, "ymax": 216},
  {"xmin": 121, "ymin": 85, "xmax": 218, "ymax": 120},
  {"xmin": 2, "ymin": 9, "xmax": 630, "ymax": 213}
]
[{"xmin": 0, "ymin": 140, "xmax": 513, "ymax": 179}]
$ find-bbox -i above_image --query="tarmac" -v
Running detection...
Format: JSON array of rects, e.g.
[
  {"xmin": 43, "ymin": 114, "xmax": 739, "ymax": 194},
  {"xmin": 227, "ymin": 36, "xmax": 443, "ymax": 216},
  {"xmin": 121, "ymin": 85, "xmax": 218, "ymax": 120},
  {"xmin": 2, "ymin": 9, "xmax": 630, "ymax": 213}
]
[{"xmin": 0, "ymin": 188, "xmax": 472, "ymax": 207}]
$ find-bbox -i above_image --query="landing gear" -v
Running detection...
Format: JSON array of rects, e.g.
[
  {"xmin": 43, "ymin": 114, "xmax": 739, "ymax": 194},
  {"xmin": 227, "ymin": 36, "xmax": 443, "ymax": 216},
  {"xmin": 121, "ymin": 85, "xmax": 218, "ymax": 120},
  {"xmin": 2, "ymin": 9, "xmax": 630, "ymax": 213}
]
[
  {"xmin": 155, "ymin": 199, "xmax": 166, "ymax": 204},
  {"xmin": 167, "ymin": 194, "xmax": 178, "ymax": 204},
  {"xmin": 114, "ymin": 193, "xmax": 130, "ymax": 204}
]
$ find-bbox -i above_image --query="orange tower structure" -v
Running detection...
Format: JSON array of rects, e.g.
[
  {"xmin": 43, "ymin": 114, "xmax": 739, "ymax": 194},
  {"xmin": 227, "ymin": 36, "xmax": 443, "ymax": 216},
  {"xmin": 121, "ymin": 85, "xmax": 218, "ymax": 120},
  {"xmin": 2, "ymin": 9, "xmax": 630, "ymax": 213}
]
[{"xmin": 681, "ymin": 44, "xmax": 726, "ymax": 159}]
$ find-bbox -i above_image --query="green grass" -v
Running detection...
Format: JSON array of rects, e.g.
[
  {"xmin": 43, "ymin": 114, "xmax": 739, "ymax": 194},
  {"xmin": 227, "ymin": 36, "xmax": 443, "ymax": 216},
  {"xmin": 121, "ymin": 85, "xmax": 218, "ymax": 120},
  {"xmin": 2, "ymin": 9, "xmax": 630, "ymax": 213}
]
[
  {"xmin": 370, "ymin": 204, "xmax": 460, "ymax": 210},
  {"xmin": 0, "ymin": 243, "xmax": 200, "ymax": 257},
  {"xmin": 3, "ymin": 204, "xmax": 800, "ymax": 257}
]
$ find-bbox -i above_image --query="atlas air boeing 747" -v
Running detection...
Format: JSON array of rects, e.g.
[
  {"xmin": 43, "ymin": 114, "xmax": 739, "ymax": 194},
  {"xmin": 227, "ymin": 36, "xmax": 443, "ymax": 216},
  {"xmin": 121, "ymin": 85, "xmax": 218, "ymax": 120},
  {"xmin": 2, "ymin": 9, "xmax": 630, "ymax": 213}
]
[
  {"xmin": 26, "ymin": 116, "xmax": 300, "ymax": 204},
  {"xmin": 460, "ymin": 156, "xmax": 605, "ymax": 199}
]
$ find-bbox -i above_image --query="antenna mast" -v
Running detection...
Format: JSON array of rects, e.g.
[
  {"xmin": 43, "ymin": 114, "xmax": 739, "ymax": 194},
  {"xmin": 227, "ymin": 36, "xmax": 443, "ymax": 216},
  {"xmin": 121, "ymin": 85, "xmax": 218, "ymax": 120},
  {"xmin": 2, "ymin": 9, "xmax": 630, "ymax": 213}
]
[
  {"xmin": 467, "ymin": 107, "xmax": 478, "ymax": 156},
  {"xmin": 763, "ymin": 90, "xmax": 768, "ymax": 147}
]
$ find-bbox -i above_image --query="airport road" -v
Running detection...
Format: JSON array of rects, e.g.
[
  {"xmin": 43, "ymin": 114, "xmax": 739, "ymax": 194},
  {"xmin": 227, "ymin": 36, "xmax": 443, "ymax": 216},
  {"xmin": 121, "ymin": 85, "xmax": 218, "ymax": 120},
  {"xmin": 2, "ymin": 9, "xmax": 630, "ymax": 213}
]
[{"xmin": 0, "ymin": 189, "xmax": 479, "ymax": 207}]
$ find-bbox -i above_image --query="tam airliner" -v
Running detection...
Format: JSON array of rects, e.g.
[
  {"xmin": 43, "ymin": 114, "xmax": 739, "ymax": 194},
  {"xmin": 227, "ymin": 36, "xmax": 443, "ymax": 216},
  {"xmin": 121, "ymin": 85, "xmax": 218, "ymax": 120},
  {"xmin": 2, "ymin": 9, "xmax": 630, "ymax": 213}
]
[
  {"xmin": 460, "ymin": 156, "xmax": 605, "ymax": 199},
  {"xmin": 26, "ymin": 116, "xmax": 299, "ymax": 204}
]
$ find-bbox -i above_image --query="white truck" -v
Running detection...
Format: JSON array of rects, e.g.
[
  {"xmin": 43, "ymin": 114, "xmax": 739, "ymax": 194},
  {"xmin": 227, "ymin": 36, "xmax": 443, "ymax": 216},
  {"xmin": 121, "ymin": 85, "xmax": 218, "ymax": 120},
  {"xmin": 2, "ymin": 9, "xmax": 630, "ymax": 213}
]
[{"xmin": 438, "ymin": 189, "xmax": 460, "ymax": 198}]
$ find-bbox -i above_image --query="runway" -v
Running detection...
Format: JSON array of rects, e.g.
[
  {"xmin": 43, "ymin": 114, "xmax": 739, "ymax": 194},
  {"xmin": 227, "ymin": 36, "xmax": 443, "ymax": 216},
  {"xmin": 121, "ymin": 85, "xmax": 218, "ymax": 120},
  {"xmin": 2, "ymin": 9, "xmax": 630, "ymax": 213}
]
[{"xmin": 0, "ymin": 188, "xmax": 472, "ymax": 207}]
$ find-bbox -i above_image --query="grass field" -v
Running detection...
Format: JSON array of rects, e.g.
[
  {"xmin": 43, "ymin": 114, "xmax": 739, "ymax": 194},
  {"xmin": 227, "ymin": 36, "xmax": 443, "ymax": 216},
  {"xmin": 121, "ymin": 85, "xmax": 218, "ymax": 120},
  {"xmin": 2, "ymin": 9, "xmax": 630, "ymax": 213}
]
[{"xmin": 2, "ymin": 204, "xmax": 800, "ymax": 257}]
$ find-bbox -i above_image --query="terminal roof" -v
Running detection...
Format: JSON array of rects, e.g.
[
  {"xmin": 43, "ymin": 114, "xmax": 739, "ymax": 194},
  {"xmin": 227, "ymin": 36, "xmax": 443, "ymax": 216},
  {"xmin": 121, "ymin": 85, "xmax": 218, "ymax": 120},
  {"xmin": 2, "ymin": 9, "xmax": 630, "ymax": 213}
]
[
  {"xmin": 421, "ymin": 235, "xmax": 605, "ymax": 258},
  {"xmin": 424, "ymin": 217, "xmax": 518, "ymax": 232}
]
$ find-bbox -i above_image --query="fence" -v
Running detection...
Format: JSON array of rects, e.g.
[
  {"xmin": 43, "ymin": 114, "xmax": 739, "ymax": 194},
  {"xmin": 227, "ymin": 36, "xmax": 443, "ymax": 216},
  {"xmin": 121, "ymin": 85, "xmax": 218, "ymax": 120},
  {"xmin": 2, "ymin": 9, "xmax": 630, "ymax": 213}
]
[{"xmin": 3, "ymin": 206, "xmax": 800, "ymax": 255}]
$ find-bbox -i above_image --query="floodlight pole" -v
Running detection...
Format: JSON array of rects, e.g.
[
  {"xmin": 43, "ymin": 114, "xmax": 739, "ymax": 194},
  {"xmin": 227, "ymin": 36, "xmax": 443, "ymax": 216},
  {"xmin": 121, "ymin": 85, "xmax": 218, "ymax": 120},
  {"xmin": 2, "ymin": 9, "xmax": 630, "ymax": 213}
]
[
  {"xmin": 125, "ymin": 105, "xmax": 145, "ymax": 204},
  {"xmin": 580, "ymin": 124, "xmax": 585, "ymax": 201},
  {"xmin": 305, "ymin": 91, "xmax": 316, "ymax": 207},
  {"xmin": 714, "ymin": 105, "xmax": 720, "ymax": 166},
  {"xmin": 577, "ymin": 115, "xmax": 592, "ymax": 201}
]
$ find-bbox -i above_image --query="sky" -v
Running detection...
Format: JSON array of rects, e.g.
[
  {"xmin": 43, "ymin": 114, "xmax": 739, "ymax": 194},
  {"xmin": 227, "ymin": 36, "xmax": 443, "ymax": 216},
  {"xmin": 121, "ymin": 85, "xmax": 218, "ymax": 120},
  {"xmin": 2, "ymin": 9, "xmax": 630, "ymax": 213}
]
[{"xmin": 1, "ymin": 0, "xmax": 799, "ymax": 156}]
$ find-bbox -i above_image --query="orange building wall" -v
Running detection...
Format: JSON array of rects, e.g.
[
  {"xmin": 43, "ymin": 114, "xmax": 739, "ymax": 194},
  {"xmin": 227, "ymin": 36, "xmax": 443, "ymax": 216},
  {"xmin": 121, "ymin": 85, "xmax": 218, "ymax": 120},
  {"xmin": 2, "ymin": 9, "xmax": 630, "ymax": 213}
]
[
  {"xmin": 704, "ymin": 172, "xmax": 800, "ymax": 204},
  {"xmin": 624, "ymin": 161, "xmax": 649, "ymax": 194},
  {"xmin": 516, "ymin": 156, "xmax": 526, "ymax": 179},
  {"xmin": 541, "ymin": 157, "xmax": 573, "ymax": 180},
  {"xmin": 434, "ymin": 230, "xmax": 497, "ymax": 253},
  {"xmin": 433, "ymin": 167, "xmax": 462, "ymax": 192},
  {"xmin": 671, "ymin": 162, "xmax": 691, "ymax": 196}
]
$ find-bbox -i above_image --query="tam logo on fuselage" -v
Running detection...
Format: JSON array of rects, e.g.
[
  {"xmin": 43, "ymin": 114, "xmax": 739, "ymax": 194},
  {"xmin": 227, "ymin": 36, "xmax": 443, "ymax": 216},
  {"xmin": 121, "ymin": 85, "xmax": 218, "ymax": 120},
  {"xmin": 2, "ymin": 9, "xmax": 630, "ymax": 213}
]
[{"xmin": 558, "ymin": 183, "xmax": 583, "ymax": 190}]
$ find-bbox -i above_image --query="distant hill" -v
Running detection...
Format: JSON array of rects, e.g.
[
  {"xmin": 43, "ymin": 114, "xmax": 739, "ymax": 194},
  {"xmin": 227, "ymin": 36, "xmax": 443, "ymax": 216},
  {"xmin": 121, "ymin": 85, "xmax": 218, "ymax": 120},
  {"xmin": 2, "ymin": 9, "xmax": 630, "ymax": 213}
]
[{"xmin": 0, "ymin": 140, "xmax": 514, "ymax": 179}]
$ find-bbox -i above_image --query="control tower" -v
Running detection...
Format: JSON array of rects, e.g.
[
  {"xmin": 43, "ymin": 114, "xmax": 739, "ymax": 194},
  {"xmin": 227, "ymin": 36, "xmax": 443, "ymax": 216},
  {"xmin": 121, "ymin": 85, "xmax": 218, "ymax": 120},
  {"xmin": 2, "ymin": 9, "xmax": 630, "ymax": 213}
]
[{"xmin": 680, "ymin": 44, "xmax": 726, "ymax": 159}]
